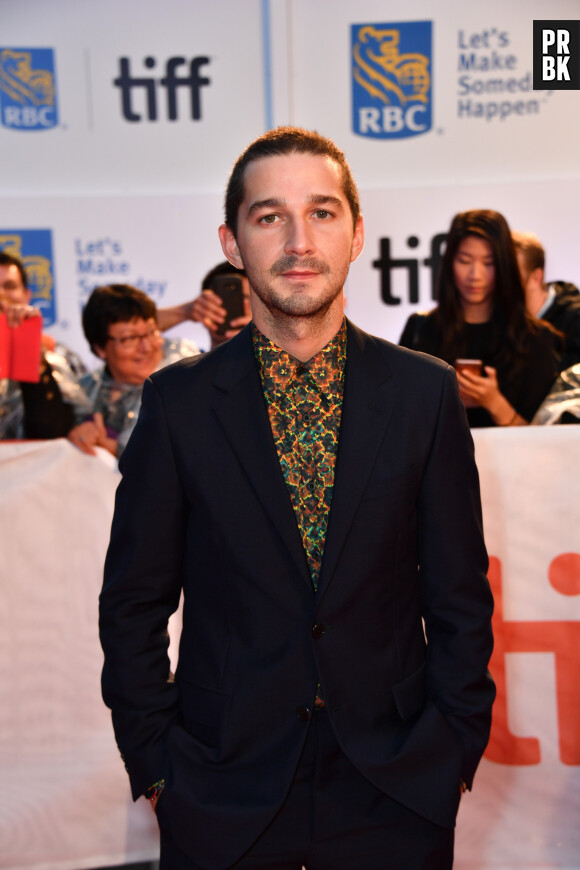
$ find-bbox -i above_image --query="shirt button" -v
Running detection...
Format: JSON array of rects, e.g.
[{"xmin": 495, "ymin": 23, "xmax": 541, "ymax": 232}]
[
  {"xmin": 296, "ymin": 706, "xmax": 311, "ymax": 722},
  {"xmin": 306, "ymin": 481, "xmax": 315, "ymax": 492},
  {"xmin": 312, "ymin": 623, "xmax": 325, "ymax": 639}
]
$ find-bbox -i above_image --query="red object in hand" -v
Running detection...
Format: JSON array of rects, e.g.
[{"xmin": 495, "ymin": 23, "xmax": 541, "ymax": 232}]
[{"xmin": 0, "ymin": 312, "xmax": 43, "ymax": 382}]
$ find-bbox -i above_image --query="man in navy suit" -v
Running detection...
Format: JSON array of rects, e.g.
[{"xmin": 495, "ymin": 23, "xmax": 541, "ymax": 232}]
[{"xmin": 99, "ymin": 127, "xmax": 495, "ymax": 870}]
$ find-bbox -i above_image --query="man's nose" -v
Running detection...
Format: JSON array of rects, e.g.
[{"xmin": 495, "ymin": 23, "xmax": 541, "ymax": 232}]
[{"xmin": 284, "ymin": 218, "xmax": 314, "ymax": 255}]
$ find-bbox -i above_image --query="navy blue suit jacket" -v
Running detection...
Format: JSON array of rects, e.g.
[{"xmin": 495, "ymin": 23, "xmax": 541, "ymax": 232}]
[{"xmin": 100, "ymin": 320, "xmax": 495, "ymax": 870}]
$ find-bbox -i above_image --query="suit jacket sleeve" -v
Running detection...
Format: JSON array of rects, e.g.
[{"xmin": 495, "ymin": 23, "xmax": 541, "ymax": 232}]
[
  {"xmin": 418, "ymin": 365, "xmax": 495, "ymax": 787},
  {"xmin": 99, "ymin": 376, "xmax": 185, "ymax": 800}
]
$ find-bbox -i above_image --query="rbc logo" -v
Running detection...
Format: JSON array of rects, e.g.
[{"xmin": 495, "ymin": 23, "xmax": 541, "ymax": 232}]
[
  {"xmin": 351, "ymin": 22, "xmax": 432, "ymax": 139},
  {"xmin": 0, "ymin": 48, "xmax": 59, "ymax": 130},
  {"xmin": 0, "ymin": 230, "xmax": 57, "ymax": 327}
]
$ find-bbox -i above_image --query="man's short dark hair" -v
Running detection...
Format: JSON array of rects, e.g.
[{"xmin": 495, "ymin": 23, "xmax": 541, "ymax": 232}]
[
  {"xmin": 82, "ymin": 284, "xmax": 157, "ymax": 352},
  {"xmin": 202, "ymin": 260, "xmax": 246, "ymax": 290},
  {"xmin": 0, "ymin": 250, "xmax": 29, "ymax": 288},
  {"xmin": 224, "ymin": 126, "xmax": 361, "ymax": 236},
  {"xmin": 511, "ymin": 231, "xmax": 545, "ymax": 275}
]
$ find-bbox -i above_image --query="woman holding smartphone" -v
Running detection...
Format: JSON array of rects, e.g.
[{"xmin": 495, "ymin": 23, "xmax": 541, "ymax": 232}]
[{"xmin": 399, "ymin": 209, "xmax": 559, "ymax": 427}]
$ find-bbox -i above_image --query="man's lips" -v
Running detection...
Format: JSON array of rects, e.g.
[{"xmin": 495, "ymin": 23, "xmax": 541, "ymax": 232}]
[{"xmin": 279, "ymin": 270, "xmax": 319, "ymax": 279}]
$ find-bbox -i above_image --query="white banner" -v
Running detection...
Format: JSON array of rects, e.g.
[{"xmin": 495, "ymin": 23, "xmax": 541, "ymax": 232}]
[
  {"xmin": 0, "ymin": 441, "xmax": 158, "ymax": 870},
  {"xmin": 457, "ymin": 427, "xmax": 580, "ymax": 869},
  {"xmin": 1, "ymin": 429, "xmax": 579, "ymax": 869}
]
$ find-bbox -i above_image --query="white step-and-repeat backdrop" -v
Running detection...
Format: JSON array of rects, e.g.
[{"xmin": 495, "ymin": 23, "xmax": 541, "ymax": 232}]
[{"xmin": 1, "ymin": 0, "xmax": 580, "ymax": 361}]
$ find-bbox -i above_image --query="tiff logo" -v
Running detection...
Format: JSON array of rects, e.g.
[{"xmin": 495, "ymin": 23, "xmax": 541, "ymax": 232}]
[
  {"xmin": 486, "ymin": 555, "xmax": 580, "ymax": 766},
  {"xmin": 114, "ymin": 55, "xmax": 211, "ymax": 122},
  {"xmin": 372, "ymin": 233, "xmax": 447, "ymax": 306},
  {"xmin": 533, "ymin": 20, "xmax": 580, "ymax": 90}
]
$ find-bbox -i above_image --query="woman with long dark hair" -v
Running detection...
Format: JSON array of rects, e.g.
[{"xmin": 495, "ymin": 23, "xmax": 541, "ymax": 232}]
[{"xmin": 399, "ymin": 209, "xmax": 558, "ymax": 427}]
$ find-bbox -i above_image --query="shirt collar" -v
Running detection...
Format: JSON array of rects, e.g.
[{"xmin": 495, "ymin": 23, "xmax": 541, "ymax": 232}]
[
  {"xmin": 537, "ymin": 283, "xmax": 556, "ymax": 319},
  {"xmin": 252, "ymin": 319, "xmax": 347, "ymax": 397}
]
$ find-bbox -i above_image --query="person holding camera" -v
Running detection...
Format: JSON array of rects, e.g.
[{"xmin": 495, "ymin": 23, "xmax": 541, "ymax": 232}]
[
  {"xmin": 0, "ymin": 250, "xmax": 86, "ymax": 440},
  {"xmin": 157, "ymin": 261, "xmax": 251, "ymax": 349}
]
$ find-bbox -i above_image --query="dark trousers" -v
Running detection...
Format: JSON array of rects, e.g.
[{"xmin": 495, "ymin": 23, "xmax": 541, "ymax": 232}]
[{"xmin": 168, "ymin": 708, "xmax": 454, "ymax": 870}]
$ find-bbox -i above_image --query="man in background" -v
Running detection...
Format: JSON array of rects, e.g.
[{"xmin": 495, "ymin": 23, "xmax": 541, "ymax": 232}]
[{"xmin": 512, "ymin": 231, "xmax": 580, "ymax": 371}]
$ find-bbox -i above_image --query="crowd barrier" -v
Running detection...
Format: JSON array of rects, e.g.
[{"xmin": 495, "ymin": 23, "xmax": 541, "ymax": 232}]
[{"xmin": 1, "ymin": 430, "xmax": 578, "ymax": 870}]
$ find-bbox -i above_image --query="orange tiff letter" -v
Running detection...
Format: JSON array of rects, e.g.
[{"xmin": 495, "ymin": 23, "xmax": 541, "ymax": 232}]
[{"xmin": 485, "ymin": 555, "xmax": 580, "ymax": 766}]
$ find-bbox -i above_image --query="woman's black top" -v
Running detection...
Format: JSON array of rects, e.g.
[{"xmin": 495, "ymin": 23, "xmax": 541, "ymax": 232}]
[{"xmin": 399, "ymin": 310, "xmax": 558, "ymax": 427}]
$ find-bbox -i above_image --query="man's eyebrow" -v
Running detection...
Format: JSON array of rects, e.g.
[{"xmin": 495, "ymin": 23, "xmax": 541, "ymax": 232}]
[
  {"xmin": 307, "ymin": 194, "xmax": 344, "ymax": 209},
  {"xmin": 247, "ymin": 198, "xmax": 285, "ymax": 216}
]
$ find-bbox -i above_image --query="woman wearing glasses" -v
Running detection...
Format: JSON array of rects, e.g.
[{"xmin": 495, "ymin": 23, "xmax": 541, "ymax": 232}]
[{"xmin": 67, "ymin": 284, "xmax": 199, "ymax": 457}]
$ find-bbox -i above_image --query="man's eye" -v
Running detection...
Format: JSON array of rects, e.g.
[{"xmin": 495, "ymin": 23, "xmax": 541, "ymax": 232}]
[
  {"xmin": 260, "ymin": 214, "xmax": 278, "ymax": 224},
  {"xmin": 314, "ymin": 210, "xmax": 330, "ymax": 219}
]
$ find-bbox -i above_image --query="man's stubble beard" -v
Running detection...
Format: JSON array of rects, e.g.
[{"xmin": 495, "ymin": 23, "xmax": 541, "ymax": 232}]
[{"xmin": 247, "ymin": 253, "xmax": 350, "ymax": 333}]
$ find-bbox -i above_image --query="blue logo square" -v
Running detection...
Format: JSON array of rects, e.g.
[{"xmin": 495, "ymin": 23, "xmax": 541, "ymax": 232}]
[
  {"xmin": 0, "ymin": 230, "xmax": 58, "ymax": 326},
  {"xmin": 351, "ymin": 22, "xmax": 432, "ymax": 139},
  {"xmin": 0, "ymin": 48, "xmax": 59, "ymax": 130}
]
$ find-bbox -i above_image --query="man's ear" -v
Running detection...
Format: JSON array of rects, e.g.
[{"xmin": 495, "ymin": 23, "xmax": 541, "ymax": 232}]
[
  {"xmin": 93, "ymin": 344, "xmax": 107, "ymax": 361},
  {"xmin": 350, "ymin": 215, "xmax": 365, "ymax": 264},
  {"xmin": 218, "ymin": 224, "xmax": 244, "ymax": 270}
]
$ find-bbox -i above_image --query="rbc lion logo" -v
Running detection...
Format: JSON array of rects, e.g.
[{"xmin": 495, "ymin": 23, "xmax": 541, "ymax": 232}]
[
  {"xmin": 0, "ymin": 48, "xmax": 59, "ymax": 130},
  {"xmin": 351, "ymin": 22, "xmax": 432, "ymax": 139},
  {"xmin": 0, "ymin": 230, "xmax": 57, "ymax": 326}
]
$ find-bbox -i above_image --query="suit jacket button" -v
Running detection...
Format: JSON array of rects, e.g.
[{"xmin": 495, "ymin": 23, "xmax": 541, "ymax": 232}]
[
  {"xmin": 312, "ymin": 623, "xmax": 325, "ymax": 639},
  {"xmin": 296, "ymin": 706, "xmax": 311, "ymax": 721}
]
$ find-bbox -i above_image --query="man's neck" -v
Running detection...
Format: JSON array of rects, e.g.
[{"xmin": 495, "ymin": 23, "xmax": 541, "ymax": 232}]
[
  {"xmin": 527, "ymin": 282, "xmax": 549, "ymax": 317},
  {"xmin": 252, "ymin": 301, "xmax": 345, "ymax": 362}
]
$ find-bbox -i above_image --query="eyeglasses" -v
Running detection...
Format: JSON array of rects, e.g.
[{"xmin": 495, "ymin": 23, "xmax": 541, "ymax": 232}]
[{"xmin": 106, "ymin": 327, "xmax": 160, "ymax": 349}]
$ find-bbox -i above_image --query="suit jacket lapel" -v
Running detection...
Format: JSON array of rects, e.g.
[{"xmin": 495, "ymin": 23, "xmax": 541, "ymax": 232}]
[
  {"xmin": 317, "ymin": 321, "xmax": 397, "ymax": 597},
  {"xmin": 211, "ymin": 327, "xmax": 311, "ymax": 586}
]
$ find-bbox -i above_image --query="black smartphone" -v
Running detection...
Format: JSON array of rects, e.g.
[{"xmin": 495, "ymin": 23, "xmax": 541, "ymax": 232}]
[{"xmin": 210, "ymin": 274, "xmax": 245, "ymax": 335}]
